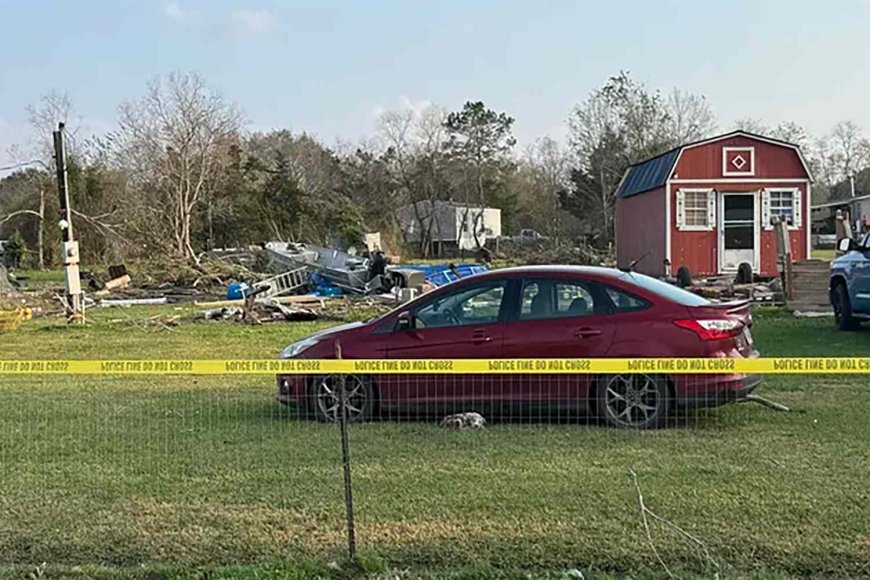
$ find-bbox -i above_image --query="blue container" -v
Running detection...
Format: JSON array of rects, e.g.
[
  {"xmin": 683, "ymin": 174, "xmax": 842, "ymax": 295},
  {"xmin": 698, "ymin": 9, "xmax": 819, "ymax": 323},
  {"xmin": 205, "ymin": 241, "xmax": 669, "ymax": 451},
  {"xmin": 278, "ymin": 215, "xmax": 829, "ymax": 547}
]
[
  {"xmin": 402, "ymin": 263, "xmax": 488, "ymax": 287},
  {"xmin": 226, "ymin": 281, "xmax": 250, "ymax": 300}
]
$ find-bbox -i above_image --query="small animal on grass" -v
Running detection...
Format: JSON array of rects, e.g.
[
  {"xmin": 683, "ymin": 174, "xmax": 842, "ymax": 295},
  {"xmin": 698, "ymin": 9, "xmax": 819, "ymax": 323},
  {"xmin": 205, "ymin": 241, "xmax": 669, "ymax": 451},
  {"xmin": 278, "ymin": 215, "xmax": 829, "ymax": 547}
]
[{"xmin": 439, "ymin": 412, "xmax": 486, "ymax": 430}]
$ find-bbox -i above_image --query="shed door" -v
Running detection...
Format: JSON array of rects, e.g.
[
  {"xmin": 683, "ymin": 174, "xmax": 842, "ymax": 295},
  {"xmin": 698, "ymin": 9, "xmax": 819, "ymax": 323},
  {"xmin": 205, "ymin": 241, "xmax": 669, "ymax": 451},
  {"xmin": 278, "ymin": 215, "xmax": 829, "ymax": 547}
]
[{"xmin": 719, "ymin": 193, "xmax": 758, "ymax": 273}]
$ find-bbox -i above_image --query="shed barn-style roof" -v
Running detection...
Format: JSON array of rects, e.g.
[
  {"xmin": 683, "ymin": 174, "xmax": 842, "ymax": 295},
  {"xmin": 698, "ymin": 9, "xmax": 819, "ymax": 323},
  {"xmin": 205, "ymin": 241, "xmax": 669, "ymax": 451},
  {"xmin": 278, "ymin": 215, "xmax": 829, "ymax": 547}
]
[
  {"xmin": 615, "ymin": 130, "xmax": 812, "ymax": 199},
  {"xmin": 616, "ymin": 148, "xmax": 680, "ymax": 199}
]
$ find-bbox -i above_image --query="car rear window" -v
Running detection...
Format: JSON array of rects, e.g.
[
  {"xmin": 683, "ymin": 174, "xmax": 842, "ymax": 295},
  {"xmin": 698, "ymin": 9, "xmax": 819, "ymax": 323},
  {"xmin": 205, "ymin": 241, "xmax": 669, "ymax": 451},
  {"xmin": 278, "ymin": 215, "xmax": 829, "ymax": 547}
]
[{"xmin": 618, "ymin": 272, "xmax": 711, "ymax": 306}]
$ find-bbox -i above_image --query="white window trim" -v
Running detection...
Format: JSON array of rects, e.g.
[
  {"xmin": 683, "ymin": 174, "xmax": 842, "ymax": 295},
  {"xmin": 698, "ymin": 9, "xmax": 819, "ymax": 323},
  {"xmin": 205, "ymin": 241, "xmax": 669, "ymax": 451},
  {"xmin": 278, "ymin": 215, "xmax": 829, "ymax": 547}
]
[
  {"xmin": 722, "ymin": 146, "xmax": 755, "ymax": 177},
  {"xmin": 763, "ymin": 187, "xmax": 801, "ymax": 231},
  {"xmin": 676, "ymin": 188, "xmax": 716, "ymax": 231}
]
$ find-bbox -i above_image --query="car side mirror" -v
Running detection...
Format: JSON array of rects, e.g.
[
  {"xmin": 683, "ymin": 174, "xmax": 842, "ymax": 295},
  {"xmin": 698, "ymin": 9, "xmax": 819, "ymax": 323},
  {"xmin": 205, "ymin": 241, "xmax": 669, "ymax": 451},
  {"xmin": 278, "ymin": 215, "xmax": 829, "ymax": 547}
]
[
  {"xmin": 396, "ymin": 311, "xmax": 413, "ymax": 332},
  {"xmin": 838, "ymin": 238, "xmax": 857, "ymax": 253}
]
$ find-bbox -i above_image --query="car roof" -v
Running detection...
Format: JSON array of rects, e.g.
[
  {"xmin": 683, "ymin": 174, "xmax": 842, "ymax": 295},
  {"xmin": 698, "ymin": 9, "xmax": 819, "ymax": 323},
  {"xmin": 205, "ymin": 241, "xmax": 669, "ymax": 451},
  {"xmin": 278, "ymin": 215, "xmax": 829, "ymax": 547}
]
[{"xmin": 471, "ymin": 265, "xmax": 629, "ymax": 281}]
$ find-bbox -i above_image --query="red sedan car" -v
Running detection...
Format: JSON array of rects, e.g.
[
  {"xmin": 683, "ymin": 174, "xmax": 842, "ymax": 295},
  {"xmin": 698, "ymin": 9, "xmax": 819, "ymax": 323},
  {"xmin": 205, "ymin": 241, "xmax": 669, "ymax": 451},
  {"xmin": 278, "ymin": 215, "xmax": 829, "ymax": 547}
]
[{"xmin": 277, "ymin": 266, "xmax": 760, "ymax": 428}]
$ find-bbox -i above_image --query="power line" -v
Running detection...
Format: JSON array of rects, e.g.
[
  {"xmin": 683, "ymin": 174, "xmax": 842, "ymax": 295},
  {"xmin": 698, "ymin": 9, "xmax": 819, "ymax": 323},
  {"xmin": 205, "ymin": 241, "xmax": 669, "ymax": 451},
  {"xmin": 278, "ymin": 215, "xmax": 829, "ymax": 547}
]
[{"xmin": 0, "ymin": 160, "xmax": 43, "ymax": 173}]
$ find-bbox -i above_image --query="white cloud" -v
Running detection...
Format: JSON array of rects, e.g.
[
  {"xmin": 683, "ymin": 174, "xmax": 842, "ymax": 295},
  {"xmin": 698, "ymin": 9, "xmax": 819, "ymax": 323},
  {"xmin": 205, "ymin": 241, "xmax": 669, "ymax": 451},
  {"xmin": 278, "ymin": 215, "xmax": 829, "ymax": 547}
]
[
  {"xmin": 163, "ymin": 2, "xmax": 186, "ymax": 22},
  {"xmin": 371, "ymin": 95, "xmax": 433, "ymax": 121},
  {"xmin": 397, "ymin": 95, "xmax": 433, "ymax": 117},
  {"xmin": 231, "ymin": 9, "xmax": 277, "ymax": 33}
]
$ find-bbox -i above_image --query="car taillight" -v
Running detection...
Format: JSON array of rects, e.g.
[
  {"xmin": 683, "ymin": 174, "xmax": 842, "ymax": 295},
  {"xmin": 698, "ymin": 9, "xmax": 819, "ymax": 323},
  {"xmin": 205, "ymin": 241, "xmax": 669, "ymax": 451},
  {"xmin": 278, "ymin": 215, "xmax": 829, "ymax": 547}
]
[{"xmin": 673, "ymin": 318, "xmax": 743, "ymax": 341}]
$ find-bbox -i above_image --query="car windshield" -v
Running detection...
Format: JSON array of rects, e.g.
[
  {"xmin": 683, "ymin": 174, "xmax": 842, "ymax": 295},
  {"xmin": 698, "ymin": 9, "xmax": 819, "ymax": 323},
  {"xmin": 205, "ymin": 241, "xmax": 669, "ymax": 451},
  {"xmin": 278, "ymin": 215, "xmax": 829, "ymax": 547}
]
[{"xmin": 618, "ymin": 272, "xmax": 711, "ymax": 306}]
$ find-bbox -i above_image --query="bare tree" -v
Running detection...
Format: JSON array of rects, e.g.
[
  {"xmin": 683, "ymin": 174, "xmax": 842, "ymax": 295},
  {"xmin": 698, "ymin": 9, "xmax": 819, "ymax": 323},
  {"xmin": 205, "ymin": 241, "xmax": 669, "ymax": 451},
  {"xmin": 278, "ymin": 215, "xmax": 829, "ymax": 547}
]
[
  {"xmin": 443, "ymin": 102, "xmax": 516, "ymax": 250},
  {"xmin": 664, "ymin": 88, "xmax": 717, "ymax": 143},
  {"xmin": 733, "ymin": 117, "xmax": 770, "ymax": 134},
  {"xmin": 522, "ymin": 136, "xmax": 570, "ymax": 235},
  {"xmin": 770, "ymin": 122, "xmax": 809, "ymax": 148},
  {"xmin": 566, "ymin": 92, "xmax": 633, "ymax": 242},
  {"xmin": 116, "ymin": 72, "xmax": 243, "ymax": 262},
  {"xmin": 564, "ymin": 73, "xmax": 717, "ymax": 245},
  {"xmin": 830, "ymin": 121, "xmax": 870, "ymax": 183},
  {"xmin": 378, "ymin": 104, "xmax": 450, "ymax": 255},
  {"xmin": 26, "ymin": 91, "xmax": 81, "ymax": 159},
  {"xmin": 2, "ymin": 92, "xmax": 80, "ymax": 268},
  {"xmin": 805, "ymin": 136, "xmax": 838, "ymax": 202}
]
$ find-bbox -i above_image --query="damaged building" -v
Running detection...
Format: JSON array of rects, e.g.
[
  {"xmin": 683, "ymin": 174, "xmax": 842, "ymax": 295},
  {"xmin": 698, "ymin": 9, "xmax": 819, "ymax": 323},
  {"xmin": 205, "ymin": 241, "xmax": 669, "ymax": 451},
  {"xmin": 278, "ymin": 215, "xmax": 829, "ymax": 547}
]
[{"xmin": 398, "ymin": 200, "xmax": 501, "ymax": 253}]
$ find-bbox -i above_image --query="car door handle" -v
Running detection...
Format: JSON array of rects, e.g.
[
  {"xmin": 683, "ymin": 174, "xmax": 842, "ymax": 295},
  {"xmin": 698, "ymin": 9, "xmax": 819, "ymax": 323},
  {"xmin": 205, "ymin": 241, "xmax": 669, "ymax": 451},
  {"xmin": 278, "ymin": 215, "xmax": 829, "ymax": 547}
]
[
  {"xmin": 574, "ymin": 327, "xmax": 602, "ymax": 339},
  {"xmin": 472, "ymin": 329, "xmax": 493, "ymax": 343}
]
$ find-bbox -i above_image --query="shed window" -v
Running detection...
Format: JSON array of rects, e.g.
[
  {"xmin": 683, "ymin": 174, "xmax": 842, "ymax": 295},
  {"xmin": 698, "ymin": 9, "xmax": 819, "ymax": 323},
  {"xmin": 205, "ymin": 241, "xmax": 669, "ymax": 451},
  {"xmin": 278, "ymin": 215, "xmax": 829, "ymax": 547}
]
[
  {"xmin": 684, "ymin": 192, "xmax": 709, "ymax": 227},
  {"xmin": 676, "ymin": 189, "xmax": 715, "ymax": 231},
  {"xmin": 769, "ymin": 190, "xmax": 794, "ymax": 225},
  {"xmin": 762, "ymin": 188, "xmax": 801, "ymax": 230}
]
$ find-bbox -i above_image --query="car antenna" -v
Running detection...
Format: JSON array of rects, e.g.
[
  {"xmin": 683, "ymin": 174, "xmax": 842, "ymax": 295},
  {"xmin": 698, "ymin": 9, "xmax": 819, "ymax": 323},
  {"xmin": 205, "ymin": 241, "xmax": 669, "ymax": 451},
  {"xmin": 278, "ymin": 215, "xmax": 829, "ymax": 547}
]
[{"xmin": 620, "ymin": 251, "xmax": 650, "ymax": 273}]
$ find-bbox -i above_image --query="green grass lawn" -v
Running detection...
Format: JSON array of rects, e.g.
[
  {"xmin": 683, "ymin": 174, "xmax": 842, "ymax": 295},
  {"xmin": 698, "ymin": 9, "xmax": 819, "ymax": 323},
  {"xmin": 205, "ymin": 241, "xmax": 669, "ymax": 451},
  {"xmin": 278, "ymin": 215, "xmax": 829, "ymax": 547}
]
[
  {"xmin": 7, "ymin": 267, "xmax": 66, "ymax": 292},
  {"xmin": 1, "ymin": 307, "xmax": 869, "ymax": 579},
  {"xmin": 811, "ymin": 248, "xmax": 837, "ymax": 261}
]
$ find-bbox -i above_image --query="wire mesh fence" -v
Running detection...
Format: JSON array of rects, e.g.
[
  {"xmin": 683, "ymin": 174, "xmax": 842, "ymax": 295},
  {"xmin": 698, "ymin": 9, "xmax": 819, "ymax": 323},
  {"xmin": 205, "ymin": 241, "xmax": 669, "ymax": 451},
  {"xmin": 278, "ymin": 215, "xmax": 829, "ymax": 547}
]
[{"xmin": 1, "ymin": 365, "xmax": 868, "ymax": 577}]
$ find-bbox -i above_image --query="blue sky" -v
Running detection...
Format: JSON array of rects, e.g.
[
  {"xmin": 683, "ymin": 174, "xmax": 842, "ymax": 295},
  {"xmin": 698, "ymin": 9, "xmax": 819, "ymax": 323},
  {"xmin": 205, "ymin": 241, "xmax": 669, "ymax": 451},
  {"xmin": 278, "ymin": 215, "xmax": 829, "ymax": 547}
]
[{"xmin": 1, "ymin": 0, "xmax": 869, "ymax": 172}]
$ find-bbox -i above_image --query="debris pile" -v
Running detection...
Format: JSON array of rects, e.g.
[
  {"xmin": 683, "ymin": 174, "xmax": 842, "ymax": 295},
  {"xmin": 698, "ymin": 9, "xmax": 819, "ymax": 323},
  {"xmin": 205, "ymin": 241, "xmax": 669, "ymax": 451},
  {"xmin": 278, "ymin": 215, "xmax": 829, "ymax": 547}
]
[
  {"xmin": 0, "ymin": 265, "xmax": 50, "ymax": 316},
  {"xmin": 260, "ymin": 240, "xmax": 488, "ymax": 303},
  {"xmin": 500, "ymin": 242, "xmax": 613, "ymax": 268},
  {"xmin": 13, "ymin": 234, "xmax": 495, "ymax": 326},
  {"xmin": 0, "ymin": 264, "xmax": 16, "ymax": 293},
  {"xmin": 685, "ymin": 275, "xmax": 784, "ymax": 304}
]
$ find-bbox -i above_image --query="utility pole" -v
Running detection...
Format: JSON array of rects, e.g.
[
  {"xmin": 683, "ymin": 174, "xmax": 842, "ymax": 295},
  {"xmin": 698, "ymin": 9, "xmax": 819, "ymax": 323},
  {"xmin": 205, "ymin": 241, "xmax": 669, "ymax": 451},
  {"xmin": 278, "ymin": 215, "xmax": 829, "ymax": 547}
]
[
  {"xmin": 53, "ymin": 122, "xmax": 83, "ymax": 322},
  {"xmin": 849, "ymin": 172, "xmax": 856, "ymax": 198}
]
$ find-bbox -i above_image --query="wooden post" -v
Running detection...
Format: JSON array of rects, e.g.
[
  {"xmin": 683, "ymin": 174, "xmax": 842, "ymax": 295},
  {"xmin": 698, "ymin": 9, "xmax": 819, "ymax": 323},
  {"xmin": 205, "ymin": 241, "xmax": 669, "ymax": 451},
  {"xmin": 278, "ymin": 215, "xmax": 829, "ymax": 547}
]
[
  {"xmin": 773, "ymin": 217, "xmax": 792, "ymax": 302},
  {"xmin": 835, "ymin": 209, "xmax": 853, "ymax": 256},
  {"xmin": 334, "ymin": 340, "xmax": 357, "ymax": 562}
]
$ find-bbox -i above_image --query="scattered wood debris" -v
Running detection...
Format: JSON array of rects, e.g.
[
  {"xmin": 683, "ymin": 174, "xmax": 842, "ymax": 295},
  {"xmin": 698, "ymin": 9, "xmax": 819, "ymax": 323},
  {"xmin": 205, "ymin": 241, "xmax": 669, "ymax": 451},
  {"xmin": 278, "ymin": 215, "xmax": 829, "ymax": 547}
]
[
  {"xmin": 687, "ymin": 275, "xmax": 785, "ymax": 305},
  {"xmin": 98, "ymin": 297, "xmax": 168, "ymax": 308}
]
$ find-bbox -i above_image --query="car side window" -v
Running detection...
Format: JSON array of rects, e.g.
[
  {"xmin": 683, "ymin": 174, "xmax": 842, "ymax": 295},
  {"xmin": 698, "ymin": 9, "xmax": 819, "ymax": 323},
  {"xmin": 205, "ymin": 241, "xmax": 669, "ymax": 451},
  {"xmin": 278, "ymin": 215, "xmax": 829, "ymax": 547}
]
[
  {"xmin": 414, "ymin": 282, "xmax": 506, "ymax": 329},
  {"xmin": 604, "ymin": 286, "xmax": 650, "ymax": 313},
  {"xmin": 519, "ymin": 279, "xmax": 597, "ymax": 320}
]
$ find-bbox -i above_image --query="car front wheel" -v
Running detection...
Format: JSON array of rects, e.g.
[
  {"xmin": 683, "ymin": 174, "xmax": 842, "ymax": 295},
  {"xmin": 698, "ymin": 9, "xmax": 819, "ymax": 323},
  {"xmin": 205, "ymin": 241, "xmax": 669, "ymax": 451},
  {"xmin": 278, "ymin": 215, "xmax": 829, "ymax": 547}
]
[
  {"xmin": 310, "ymin": 375, "xmax": 375, "ymax": 423},
  {"xmin": 832, "ymin": 284, "xmax": 859, "ymax": 331},
  {"xmin": 596, "ymin": 374, "xmax": 670, "ymax": 429}
]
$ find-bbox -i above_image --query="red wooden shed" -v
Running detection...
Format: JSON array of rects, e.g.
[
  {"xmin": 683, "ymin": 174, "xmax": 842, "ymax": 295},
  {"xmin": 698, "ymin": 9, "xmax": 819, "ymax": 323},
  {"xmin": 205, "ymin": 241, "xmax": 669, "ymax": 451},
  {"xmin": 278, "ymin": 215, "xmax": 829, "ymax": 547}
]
[{"xmin": 615, "ymin": 131, "xmax": 813, "ymax": 278}]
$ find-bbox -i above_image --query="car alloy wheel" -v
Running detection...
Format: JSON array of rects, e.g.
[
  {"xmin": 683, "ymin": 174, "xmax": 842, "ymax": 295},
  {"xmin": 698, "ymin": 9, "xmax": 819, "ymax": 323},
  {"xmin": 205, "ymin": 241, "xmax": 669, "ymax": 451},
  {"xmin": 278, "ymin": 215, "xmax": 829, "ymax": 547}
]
[
  {"xmin": 312, "ymin": 375, "xmax": 374, "ymax": 423},
  {"xmin": 599, "ymin": 374, "xmax": 669, "ymax": 429}
]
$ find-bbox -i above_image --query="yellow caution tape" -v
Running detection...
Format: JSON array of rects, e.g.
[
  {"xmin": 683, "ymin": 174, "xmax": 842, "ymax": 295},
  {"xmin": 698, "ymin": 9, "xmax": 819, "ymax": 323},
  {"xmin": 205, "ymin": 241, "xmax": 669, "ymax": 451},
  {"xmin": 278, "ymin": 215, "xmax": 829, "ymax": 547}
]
[{"xmin": 1, "ymin": 358, "xmax": 870, "ymax": 375}]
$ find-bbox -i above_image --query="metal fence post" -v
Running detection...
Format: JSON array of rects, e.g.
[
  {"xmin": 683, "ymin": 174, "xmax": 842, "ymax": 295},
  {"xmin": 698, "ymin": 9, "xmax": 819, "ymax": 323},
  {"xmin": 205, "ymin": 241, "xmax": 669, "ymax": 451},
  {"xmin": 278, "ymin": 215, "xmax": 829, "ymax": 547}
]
[{"xmin": 334, "ymin": 340, "xmax": 356, "ymax": 561}]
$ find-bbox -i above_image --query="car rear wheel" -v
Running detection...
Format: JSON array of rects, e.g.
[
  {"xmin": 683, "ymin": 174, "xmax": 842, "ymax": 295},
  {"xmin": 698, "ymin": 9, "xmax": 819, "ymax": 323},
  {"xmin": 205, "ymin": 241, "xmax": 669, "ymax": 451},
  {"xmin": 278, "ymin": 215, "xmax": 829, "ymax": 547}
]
[
  {"xmin": 597, "ymin": 374, "xmax": 669, "ymax": 429},
  {"xmin": 832, "ymin": 284, "xmax": 859, "ymax": 331},
  {"xmin": 310, "ymin": 375, "xmax": 375, "ymax": 423}
]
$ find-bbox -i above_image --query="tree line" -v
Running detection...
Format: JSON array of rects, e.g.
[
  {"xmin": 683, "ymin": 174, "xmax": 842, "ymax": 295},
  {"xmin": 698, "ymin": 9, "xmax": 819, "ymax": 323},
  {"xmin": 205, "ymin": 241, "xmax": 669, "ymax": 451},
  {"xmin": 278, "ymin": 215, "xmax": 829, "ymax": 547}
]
[{"xmin": 1, "ymin": 71, "xmax": 868, "ymax": 268}]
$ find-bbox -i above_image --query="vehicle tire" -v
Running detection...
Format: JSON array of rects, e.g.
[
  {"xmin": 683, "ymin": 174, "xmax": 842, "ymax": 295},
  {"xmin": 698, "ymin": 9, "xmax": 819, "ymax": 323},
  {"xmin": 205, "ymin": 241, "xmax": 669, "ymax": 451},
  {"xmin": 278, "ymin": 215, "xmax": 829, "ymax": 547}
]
[
  {"xmin": 736, "ymin": 262, "xmax": 753, "ymax": 285},
  {"xmin": 676, "ymin": 266, "xmax": 692, "ymax": 288},
  {"xmin": 309, "ymin": 375, "xmax": 376, "ymax": 423},
  {"xmin": 832, "ymin": 284, "xmax": 859, "ymax": 331},
  {"xmin": 596, "ymin": 374, "xmax": 670, "ymax": 429}
]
